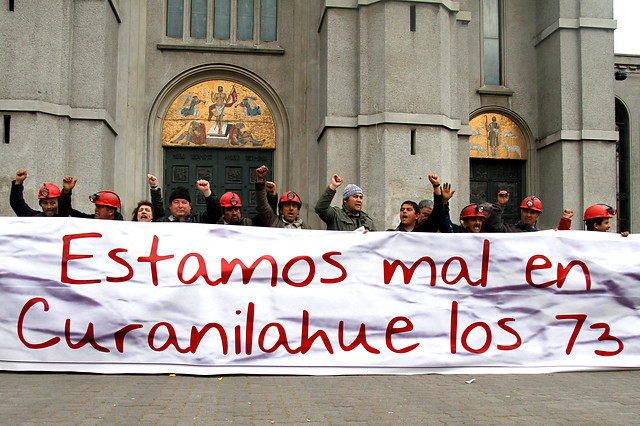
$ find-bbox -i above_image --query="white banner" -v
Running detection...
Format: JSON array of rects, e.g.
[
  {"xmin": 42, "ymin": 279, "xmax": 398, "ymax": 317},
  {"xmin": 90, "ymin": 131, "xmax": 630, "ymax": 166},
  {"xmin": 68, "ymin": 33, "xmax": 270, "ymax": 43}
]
[{"xmin": 0, "ymin": 217, "xmax": 639, "ymax": 375}]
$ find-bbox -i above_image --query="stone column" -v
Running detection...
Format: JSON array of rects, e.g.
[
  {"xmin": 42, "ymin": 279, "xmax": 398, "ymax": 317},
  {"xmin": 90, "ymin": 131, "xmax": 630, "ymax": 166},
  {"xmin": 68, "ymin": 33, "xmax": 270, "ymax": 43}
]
[
  {"xmin": 318, "ymin": 0, "xmax": 471, "ymax": 229},
  {"xmin": 535, "ymin": 0, "xmax": 617, "ymax": 229}
]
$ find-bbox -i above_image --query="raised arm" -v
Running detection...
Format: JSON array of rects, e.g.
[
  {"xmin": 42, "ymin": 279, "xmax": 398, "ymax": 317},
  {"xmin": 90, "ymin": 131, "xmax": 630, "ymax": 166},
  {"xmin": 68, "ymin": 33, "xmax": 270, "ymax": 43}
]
[
  {"xmin": 255, "ymin": 165, "xmax": 278, "ymax": 225},
  {"xmin": 314, "ymin": 174, "xmax": 343, "ymax": 223}
]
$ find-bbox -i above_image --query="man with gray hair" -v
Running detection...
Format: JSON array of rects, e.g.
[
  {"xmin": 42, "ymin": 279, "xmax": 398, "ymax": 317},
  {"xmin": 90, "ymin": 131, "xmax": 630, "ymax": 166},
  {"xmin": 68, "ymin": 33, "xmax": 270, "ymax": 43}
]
[
  {"xmin": 417, "ymin": 199, "xmax": 434, "ymax": 225},
  {"xmin": 314, "ymin": 174, "xmax": 376, "ymax": 231}
]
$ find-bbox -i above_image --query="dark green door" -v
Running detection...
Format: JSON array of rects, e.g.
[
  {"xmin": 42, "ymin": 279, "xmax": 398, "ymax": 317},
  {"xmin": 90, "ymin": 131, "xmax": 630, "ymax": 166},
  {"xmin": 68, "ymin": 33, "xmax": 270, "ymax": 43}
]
[
  {"xmin": 163, "ymin": 147, "xmax": 274, "ymax": 219},
  {"xmin": 470, "ymin": 159, "xmax": 524, "ymax": 225}
]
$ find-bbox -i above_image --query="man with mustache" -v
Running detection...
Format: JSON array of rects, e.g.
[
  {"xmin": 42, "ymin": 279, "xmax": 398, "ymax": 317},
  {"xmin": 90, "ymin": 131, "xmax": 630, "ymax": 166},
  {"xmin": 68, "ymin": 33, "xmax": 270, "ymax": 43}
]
[
  {"xmin": 315, "ymin": 174, "xmax": 376, "ymax": 232},
  {"xmin": 254, "ymin": 165, "xmax": 311, "ymax": 229},
  {"xmin": 217, "ymin": 192, "xmax": 253, "ymax": 226}
]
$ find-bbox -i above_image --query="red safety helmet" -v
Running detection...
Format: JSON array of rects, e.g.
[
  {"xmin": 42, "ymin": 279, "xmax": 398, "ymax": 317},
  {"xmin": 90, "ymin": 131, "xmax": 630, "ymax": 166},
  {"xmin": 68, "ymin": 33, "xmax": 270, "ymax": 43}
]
[
  {"xmin": 38, "ymin": 183, "xmax": 61, "ymax": 199},
  {"xmin": 278, "ymin": 191, "xmax": 302, "ymax": 209},
  {"xmin": 221, "ymin": 192, "xmax": 242, "ymax": 207},
  {"xmin": 584, "ymin": 204, "xmax": 616, "ymax": 221},
  {"xmin": 460, "ymin": 203, "xmax": 487, "ymax": 220},
  {"xmin": 89, "ymin": 190, "xmax": 120, "ymax": 208},
  {"xmin": 520, "ymin": 196, "xmax": 542, "ymax": 213}
]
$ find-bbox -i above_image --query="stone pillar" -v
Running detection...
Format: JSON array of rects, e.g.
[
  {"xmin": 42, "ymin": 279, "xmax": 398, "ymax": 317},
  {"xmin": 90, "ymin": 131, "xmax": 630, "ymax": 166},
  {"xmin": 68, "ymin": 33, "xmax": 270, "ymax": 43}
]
[
  {"xmin": 318, "ymin": 0, "xmax": 471, "ymax": 229},
  {"xmin": 535, "ymin": 0, "xmax": 617, "ymax": 229}
]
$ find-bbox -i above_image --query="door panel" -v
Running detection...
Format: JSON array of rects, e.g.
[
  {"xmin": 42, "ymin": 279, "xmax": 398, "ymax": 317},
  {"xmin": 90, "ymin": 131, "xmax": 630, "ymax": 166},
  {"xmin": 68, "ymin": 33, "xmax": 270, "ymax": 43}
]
[
  {"xmin": 470, "ymin": 159, "xmax": 524, "ymax": 225},
  {"xmin": 164, "ymin": 148, "xmax": 274, "ymax": 219}
]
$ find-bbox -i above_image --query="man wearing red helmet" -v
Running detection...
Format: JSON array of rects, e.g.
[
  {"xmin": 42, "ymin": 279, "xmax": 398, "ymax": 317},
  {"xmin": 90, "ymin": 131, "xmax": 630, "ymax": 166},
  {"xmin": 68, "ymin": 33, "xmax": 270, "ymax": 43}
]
[
  {"xmin": 9, "ymin": 169, "xmax": 74, "ymax": 217},
  {"xmin": 485, "ymin": 191, "xmax": 571, "ymax": 232},
  {"xmin": 217, "ymin": 191, "xmax": 253, "ymax": 226},
  {"xmin": 452, "ymin": 203, "xmax": 488, "ymax": 233},
  {"xmin": 583, "ymin": 204, "xmax": 629, "ymax": 236},
  {"xmin": 254, "ymin": 165, "xmax": 311, "ymax": 229},
  {"xmin": 484, "ymin": 191, "xmax": 543, "ymax": 232},
  {"xmin": 56, "ymin": 175, "xmax": 124, "ymax": 220}
]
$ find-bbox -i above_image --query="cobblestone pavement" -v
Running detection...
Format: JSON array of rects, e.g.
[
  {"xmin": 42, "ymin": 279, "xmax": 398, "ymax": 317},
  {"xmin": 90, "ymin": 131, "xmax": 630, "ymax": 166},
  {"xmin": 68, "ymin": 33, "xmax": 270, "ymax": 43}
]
[{"xmin": 0, "ymin": 371, "xmax": 638, "ymax": 425}]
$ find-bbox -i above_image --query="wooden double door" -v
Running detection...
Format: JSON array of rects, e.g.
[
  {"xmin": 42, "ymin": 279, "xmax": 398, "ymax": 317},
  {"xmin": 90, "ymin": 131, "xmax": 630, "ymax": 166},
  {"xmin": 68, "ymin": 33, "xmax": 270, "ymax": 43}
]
[
  {"xmin": 470, "ymin": 159, "xmax": 525, "ymax": 225},
  {"xmin": 163, "ymin": 148, "xmax": 274, "ymax": 218}
]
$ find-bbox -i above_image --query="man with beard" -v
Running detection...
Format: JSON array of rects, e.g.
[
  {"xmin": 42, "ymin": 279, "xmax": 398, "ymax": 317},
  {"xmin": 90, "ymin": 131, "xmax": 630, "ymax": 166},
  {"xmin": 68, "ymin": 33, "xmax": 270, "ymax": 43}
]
[
  {"xmin": 254, "ymin": 165, "xmax": 311, "ymax": 229},
  {"xmin": 217, "ymin": 192, "xmax": 252, "ymax": 226}
]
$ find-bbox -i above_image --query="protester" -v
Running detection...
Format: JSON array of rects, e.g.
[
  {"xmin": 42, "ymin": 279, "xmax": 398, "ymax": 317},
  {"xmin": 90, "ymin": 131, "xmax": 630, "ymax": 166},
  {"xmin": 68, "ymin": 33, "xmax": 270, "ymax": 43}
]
[
  {"xmin": 393, "ymin": 201, "xmax": 420, "ymax": 232},
  {"xmin": 254, "ymin": 165, "xmax": 311, "ymax": 229},
  {"xmin": 583, "ymin": 204, "xmax": 629, "ymax": 236},
  {"xmin": 54, "ymin": 176, "xmax": 122, "ymax": 220},
  {"xmin": 485, "ymin": 191, "xmax": 577, "ymax": 232},
  {"xmin": 557, "ymin": 209, "xmax": 573, "ymax": 230},
  {"xmin": 131, "ymin": 201, "xmax": 154, "ymax": 222},
  {"xmin": 10, "ymin": 169, "xmax": 66, "ymax": 217},
  {"xmin": 452, "ymin": 204, "xmax": 488, "ymax": 233},
  {"xmin": 412, "ymin": 174, "xmax": 446, "ymax": 233},
  {"xmin": 438, "ymin": 182, "xmax": 456, "ymax": 233},
  {"xmin": 417, "ymin": 199, "xmax": 433, "ymax": 225},
  {"xmin": 251, "ymin": 180, "xmax": 279, "ymax": 227},
  {"xmin": 315, "ymin": 174, "xmax": 376, "ymax": 231},
  {"xmin": 217, "ymin": 192, "xmax": 252, "ymax": 225},
  {"xmin": 130, "ymin": 174, "xmax": 164, "ymax": 222},
  {"xmin": 157, "ymin": 180, "xmax": 222, "ymax": 223},
  {"xmin": 484, "ymin": 191, "xmax": 543, "ymax": 232},
  {"xmin": 147, "ymin": 174, "xmax": 166, "ymax": 221},
  {"xmin": 90, "ymin": 191, "xmax": 123, "ymax": 220}
]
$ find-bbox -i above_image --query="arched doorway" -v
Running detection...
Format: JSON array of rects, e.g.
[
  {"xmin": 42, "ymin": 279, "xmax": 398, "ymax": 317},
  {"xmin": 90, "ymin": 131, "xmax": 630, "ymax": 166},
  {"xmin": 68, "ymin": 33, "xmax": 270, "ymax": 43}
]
[
  {"xmin": 468, "ymin": 109, "xmax": 532, "ymax": 224},
  {"xmin": 148, "ymin": 65, "xmax": 289, "ymax": 219},
  {"xmin": 615, "ymin": 98, "xmax": 630, "ymax": 232}
]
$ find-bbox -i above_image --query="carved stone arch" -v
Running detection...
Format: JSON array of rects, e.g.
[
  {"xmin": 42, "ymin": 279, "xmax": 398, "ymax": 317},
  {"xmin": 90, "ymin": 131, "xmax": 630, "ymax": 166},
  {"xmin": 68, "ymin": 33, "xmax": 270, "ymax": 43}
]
[{"xmin": 147, "ymin": 63, "xmax": 290, "ymax": 188}]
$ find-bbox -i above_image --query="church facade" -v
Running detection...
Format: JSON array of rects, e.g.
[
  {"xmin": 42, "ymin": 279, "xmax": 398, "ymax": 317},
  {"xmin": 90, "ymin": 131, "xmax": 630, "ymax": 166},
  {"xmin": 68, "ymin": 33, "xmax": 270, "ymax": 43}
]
[{"xmin": 1, "ymin": 0, "xmax": 636, "ymax": 231}]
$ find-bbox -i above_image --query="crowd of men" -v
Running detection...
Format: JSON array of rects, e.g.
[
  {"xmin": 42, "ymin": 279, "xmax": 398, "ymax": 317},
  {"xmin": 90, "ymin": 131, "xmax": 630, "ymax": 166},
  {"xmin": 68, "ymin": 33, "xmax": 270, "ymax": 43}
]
[{"xmin": 8, "ymin": 168, "xmax": 630, "ymax": 236}]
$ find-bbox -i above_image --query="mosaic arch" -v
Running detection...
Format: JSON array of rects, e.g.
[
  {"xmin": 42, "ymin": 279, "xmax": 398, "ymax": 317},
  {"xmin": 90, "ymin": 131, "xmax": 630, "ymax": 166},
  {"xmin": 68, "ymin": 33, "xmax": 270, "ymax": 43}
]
[
  {"xmin": 162, "ymin": 80, "xmax": 276, "ymax": 149},
  {"xmin": 469, "ymin": 112, "xmax": 527, "ymax": 160}
]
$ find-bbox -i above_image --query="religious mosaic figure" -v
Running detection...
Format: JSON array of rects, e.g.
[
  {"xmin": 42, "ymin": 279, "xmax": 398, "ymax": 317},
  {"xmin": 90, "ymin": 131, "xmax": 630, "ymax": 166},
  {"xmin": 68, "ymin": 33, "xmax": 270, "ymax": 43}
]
[
  {"xmin": 485, "ymin": 116, "xmax": 501, "ymax": 157},
  {"xmin": 179, "ymin": 94, "xmax": 201, "ymax": 117},
  {"xmin": 171, "ymin": 121, "xmax": 206, "ymax": 145},
  {"xmin": 162, "ymin": 80, "xmax": 276, "ymax": 149},
  {"xmin": 208, "ymin": 86, "xmax": 237, "ymax": 135},
  {"xmin": 236, "ymin": 97, "xmax": 262, "ymax": 117}
]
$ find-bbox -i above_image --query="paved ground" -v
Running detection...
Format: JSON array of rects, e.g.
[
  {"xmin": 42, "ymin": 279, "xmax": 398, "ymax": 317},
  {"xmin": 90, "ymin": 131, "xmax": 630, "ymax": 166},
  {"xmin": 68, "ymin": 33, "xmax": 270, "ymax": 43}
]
[{"xmin": 0, "ymin": 370, "xmax": 638, "ymax": 424}]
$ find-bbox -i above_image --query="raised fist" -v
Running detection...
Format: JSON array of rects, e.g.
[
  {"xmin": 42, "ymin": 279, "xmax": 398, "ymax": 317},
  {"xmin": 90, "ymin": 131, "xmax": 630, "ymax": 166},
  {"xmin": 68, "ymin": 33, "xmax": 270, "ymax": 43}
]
[
  {"xmin": 498, "ymin": 190, "xmax": 510, "ymax": 206},
  {"xmin": 265, "ymin": 181, "xmax": 276, "ymax": 195},
  {"xmin": 563, "ymin": 209, "xmax": 574, "ymax": 219},
  {"xmin": 196, "ymin": 179, "xmax": 211, "ymax": 197},
  {"xmin": 15, "ymin": 169, "xmax": 27, "ymax": 185},
  {"xmin": 330, "ymin": 174, "xmax": 344, "ymax": 190},
  {"xmin": 148, "ymin": 174, "xmax": 158, "ymax": 188},
  {"xmin": 428, "ymin": 174, "xmax": 439, "ymax": 186},
  {"xmin": 256, "ymin": 165, "xmax": 269, "ymax": 182}
]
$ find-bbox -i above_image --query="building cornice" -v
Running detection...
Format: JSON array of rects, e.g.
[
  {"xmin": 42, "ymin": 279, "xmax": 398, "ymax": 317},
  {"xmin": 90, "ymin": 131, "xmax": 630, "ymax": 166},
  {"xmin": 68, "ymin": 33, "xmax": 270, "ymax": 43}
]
[{"xmin": 0, "ymin": 99, "xmax": 118, "ymax": 136}]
